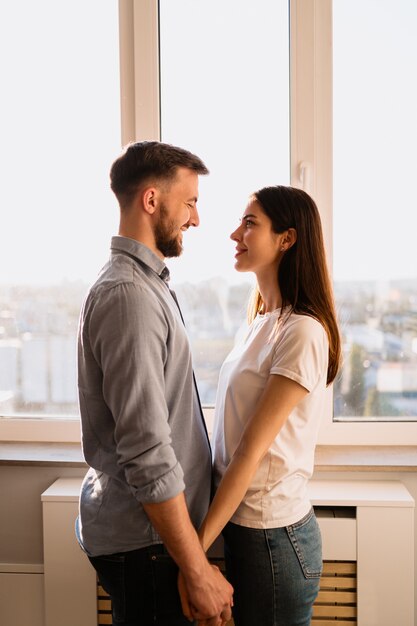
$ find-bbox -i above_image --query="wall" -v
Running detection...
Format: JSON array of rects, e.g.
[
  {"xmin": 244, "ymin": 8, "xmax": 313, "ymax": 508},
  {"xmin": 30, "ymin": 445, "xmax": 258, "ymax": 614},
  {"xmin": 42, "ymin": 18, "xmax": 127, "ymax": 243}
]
[
  {"xmin": 0, "ymin": 465, "xmax": 86, "ymax": 565},
  {"xmin": 0, "ymin": 463, "xmax": 415, "ymax": 625},
  {"xmin": 0, "ymin": 464, "xmax": 86, "ymax": 626}
]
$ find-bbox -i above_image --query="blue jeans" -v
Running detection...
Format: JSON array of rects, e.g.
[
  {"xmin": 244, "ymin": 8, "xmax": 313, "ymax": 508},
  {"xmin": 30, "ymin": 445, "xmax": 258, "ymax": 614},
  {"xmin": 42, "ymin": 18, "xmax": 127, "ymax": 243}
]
[
  {"xmin": 88, "ymin": 544, "xmax": 193, "ymax": 626},
  {"xmin": 223, "ymin": 508, "xmax": 322, "ymax": 626}
]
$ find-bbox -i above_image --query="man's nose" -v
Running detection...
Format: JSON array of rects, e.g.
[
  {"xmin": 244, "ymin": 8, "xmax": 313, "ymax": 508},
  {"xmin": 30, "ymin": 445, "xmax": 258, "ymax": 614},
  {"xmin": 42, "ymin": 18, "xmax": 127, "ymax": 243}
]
[{"xmin": 188, "ymin": 204, "xmax": 200, "ymax": 227}]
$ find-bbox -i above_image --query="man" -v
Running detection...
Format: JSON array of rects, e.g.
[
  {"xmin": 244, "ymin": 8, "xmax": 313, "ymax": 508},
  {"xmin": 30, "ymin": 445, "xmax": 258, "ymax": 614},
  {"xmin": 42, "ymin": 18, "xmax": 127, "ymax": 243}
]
[{"xmin": 77, "ymin": 141, "xmax": 233, "ymax": 626}]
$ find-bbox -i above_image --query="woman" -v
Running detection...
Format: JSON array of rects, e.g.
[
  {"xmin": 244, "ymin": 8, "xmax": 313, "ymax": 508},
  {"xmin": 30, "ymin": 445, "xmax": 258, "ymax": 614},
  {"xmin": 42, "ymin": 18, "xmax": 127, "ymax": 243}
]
[{"xmin": 181, "ymin": 185, "xmax": 341, "ymax": 626}]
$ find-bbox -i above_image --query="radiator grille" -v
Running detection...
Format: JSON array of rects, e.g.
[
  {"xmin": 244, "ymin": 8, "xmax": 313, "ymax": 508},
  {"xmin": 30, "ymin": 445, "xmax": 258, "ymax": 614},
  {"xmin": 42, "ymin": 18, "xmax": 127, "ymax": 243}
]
[
  {"xmin": 312, "ymin": 561, "xmax": 357, "ymax": 625},
  {"xmin": 97, "ymin": 585, "xmax": 111, "ymax": 625},
  {"xmin": 97, "ymin": 560, "xmax": 357, "ymax": 626}
]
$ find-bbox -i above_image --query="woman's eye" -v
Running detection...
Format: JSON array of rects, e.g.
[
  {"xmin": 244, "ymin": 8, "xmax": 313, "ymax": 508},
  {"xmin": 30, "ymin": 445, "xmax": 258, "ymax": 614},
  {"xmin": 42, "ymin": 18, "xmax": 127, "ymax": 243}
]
[{"xmin": 245, "ymin": 219, "xmax": 254, "ymax": 226}]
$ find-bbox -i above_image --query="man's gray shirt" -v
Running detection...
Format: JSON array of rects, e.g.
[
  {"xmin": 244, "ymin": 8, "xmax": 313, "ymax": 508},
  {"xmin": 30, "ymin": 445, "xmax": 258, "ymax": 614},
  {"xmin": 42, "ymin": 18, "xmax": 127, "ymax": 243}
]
[{"xmin": 77, "ymin": 236, "xmax": 211, "ymax": 556}]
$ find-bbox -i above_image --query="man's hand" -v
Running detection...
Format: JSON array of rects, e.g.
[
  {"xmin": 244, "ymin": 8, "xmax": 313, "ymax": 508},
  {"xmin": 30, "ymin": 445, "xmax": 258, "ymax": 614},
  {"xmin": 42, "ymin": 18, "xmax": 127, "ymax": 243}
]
[
  {"xmin": 143, "ymin": 495, "xmax": 233, "ymax": 624},
  {"xmin": 178, "ymin": 564, "xmax": 233, "ymax": 626}
]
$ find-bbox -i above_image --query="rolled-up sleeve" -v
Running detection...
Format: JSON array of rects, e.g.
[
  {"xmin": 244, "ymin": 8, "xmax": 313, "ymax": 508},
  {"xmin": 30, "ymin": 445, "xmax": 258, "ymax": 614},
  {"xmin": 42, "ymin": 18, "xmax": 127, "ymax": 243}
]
[{"xmin": 88, "ymin": 279, "xmax": 185, "ymax": 503}]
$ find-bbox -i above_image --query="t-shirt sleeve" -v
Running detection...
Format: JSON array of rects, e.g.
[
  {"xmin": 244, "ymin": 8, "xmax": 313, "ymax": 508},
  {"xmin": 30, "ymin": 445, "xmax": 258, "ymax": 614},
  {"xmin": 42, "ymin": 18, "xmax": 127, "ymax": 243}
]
[{"xmin": 270, "ymin": 316, "xmax": 328, "ymax": 391}]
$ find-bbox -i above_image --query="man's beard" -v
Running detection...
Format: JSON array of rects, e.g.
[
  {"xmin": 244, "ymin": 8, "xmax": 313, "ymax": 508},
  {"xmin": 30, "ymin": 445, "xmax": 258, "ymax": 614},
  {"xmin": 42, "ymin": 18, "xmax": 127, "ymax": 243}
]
[{"xmin": 154, "ymin": 203, "xmax": 183, "ymax": 258}]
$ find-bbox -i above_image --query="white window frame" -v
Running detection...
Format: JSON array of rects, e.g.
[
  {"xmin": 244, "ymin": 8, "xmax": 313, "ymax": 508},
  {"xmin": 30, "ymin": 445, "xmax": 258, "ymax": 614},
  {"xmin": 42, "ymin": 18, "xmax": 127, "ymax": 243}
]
[{"xmin": 1, "ymin": 0, "xmax": 416, "ymax": 445}]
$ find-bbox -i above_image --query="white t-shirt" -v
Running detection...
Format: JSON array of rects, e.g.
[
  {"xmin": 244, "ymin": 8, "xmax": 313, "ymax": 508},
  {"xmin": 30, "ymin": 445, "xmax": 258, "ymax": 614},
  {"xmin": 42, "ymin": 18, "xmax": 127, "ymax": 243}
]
[{"xmin": 212, "ymin": 307, "xmax": 329, "ymax": 529}]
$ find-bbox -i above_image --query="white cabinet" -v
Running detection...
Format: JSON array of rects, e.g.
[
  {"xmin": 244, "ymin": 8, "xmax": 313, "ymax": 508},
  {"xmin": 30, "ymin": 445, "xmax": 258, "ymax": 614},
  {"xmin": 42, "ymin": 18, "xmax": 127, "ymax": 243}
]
[
  {"xmin": 42, "ymin": 478, "xmax": 97, "ymax": 626},
  {"xmin": 42, "ymin": 478, "xmax": 414, "ymax": 626},
  {"xmin": 308, "ymin": 480, "xmax": 415, "ymax": 626}
]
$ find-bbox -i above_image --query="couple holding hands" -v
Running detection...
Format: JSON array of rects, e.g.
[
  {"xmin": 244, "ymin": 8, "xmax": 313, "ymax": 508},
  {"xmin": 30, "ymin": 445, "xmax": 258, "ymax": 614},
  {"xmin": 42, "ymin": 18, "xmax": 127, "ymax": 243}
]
[{"xmin": 77, "ymin": 141, "xmax": 341, "ymax": 626}]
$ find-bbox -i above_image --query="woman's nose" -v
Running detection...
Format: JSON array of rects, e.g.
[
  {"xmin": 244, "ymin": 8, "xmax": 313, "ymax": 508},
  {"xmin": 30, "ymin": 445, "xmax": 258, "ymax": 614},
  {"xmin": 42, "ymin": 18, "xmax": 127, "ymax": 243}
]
[{"xmin": 230, "ymin": 225, "xmax": 241, "ymax": 241}]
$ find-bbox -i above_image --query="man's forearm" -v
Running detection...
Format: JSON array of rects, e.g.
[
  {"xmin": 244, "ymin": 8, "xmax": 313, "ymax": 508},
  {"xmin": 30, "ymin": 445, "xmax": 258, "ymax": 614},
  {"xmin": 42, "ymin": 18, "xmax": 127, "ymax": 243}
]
[
  {"xmin": 142, "ymin": 492, "xmax": 208, "ymax": 576},
  {"xmin": 143, "ymin": 491, "xmax": 233, "ymax": 623}
]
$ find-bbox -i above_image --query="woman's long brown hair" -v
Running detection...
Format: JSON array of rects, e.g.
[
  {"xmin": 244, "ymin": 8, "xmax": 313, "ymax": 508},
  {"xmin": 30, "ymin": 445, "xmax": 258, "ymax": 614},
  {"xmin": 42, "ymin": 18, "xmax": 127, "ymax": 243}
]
[{"xmin": 248, "ymin": 185, "xmax": 341, "ymax": 385}]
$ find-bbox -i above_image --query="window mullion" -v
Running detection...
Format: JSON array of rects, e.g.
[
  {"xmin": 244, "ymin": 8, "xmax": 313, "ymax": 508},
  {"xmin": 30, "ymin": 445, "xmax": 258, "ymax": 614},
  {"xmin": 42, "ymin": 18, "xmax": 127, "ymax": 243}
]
[{"xmin": 119, "ymin": 0, "xmax": 160, "ymax": 143}]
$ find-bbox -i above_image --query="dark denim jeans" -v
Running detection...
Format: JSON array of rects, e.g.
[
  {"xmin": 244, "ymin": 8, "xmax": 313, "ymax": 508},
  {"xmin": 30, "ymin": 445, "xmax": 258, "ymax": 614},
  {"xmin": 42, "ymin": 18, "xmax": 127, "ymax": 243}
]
[
  {"xmin": 223, "ymin": 508, "xmax": 322, "ymax": 626},
  {"xmin": 88, "ymin": 544, "xmax": 193, "ymax": 626}
]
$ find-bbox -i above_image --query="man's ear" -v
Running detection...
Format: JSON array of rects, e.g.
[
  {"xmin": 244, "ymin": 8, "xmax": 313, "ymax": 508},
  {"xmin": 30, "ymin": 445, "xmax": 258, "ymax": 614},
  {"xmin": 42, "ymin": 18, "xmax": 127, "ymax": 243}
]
[{"xmin": 142, "ymin": 187, "xmax": 158, "ymax": 215}]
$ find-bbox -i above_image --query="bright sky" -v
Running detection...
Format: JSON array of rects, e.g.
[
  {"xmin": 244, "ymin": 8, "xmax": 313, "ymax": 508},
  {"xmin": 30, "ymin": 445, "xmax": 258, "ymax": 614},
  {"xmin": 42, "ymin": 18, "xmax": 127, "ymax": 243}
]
[{"xmin": 0, "ymin": 0, "xmax": 416, "ymax": 288}]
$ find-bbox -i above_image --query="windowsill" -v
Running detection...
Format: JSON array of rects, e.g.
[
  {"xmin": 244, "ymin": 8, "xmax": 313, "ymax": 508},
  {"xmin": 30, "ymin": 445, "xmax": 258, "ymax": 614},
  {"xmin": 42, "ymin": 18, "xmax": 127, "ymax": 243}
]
[
  {"xmin": 0, "ymin": 442, "xmax": 86, "ymax": 467},
  {"xmin": 0, "ymin": 442, "xmax": 417, "ymax": 471},
  {"xmin": 314, "ymin": 445, "xmax": 417, "ymax": 472}
]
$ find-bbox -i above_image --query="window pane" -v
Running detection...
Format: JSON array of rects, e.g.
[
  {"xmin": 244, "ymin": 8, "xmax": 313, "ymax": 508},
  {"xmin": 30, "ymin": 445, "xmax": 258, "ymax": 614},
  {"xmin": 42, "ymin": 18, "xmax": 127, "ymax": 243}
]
[
  {"xmin": 159, "ymin": 0, "xmax": 290, "ymax": 404},
  {"xmin": 0, "ymin": 1, "xmax": 120, "ymax": 417},
  {"xmin": 333, "ymin": 0, "xmax": 417, "ymax": 421}
]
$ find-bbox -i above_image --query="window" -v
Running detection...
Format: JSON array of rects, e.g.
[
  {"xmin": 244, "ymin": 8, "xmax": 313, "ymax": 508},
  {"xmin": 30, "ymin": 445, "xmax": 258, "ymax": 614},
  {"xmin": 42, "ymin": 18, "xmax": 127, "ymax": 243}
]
[
  {"xmin": 0, "ymin": 1, "xmax": 120, "ymax": 420},
  {"xmin": 159, "ymin": 0, "xmax": 290, "ymax": 404},
  {"xmin": 332, "ymin": 0, "xmax": 417, "ymax": 422},
  {"xmin": 3, "ymin": 0, "xmax": 416, "ymax": 445}
]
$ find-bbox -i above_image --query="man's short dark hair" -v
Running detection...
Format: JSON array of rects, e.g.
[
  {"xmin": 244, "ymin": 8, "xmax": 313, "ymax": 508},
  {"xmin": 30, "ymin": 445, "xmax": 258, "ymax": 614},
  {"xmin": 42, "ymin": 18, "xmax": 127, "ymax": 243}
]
[{"xmin": 110, "ymin": 141, "xmax": 209, "ymax": 208}]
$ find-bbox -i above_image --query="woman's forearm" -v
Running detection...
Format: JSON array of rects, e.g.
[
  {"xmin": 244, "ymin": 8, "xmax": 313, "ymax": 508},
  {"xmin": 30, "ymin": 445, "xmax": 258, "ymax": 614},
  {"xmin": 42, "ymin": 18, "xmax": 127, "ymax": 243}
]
[
  {"xmin": 199, "ymin": 450, "xmax": 259, "ymax": 552},
  {"xmin": 199, "ymin": 374, "xmax": 308, "ymax": 552}
]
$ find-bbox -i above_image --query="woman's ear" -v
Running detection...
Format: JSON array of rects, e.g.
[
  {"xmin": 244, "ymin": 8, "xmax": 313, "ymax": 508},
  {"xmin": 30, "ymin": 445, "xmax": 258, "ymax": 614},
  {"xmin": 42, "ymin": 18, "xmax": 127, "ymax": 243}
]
[{"xmin": 281, "ymin": 228, "xmax": 297, "ymax": 251}]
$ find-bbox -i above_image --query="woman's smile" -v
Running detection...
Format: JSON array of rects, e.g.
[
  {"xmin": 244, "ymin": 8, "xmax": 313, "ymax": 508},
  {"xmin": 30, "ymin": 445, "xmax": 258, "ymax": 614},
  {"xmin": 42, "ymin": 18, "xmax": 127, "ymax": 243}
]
[{"xmin": 235, "ymin": 247, "xmax": 247, "ymax": 258}]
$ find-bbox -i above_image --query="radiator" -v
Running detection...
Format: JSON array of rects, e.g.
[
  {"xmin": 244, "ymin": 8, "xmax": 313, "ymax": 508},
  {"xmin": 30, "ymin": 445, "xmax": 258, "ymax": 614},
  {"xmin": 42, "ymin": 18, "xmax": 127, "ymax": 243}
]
[{"xmin": 41, "ymin": 478, "xmax": 414, "ymax": 626}]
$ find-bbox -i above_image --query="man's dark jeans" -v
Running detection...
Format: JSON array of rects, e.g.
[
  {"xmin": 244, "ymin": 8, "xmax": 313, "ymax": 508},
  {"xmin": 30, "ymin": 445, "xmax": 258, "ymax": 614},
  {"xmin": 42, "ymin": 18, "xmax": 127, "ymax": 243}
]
[{"xmin": 89, "ymin": 544, "xmax": 194, "ymax": 626}]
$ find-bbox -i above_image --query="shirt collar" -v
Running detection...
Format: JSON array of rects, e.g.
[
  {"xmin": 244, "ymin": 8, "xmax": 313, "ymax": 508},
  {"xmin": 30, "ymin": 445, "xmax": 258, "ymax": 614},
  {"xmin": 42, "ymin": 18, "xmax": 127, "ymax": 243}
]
[{"xmin": 110, "ymin": 236, "xmax": 170, "ymax": 283}]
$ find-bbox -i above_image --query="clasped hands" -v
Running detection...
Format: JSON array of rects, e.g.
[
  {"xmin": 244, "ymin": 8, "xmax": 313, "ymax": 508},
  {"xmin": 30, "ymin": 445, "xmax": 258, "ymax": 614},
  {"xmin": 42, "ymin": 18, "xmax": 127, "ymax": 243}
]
[{"xmin": 178, "ymin": 565, "xmax": 233, "ymax": 626}]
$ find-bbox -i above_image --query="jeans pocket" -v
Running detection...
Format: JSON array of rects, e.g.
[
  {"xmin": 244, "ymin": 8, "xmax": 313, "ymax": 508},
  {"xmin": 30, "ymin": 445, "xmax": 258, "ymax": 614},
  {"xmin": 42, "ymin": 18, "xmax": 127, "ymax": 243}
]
[{"xmin": 286, "ymin": 509, "xmax": 322, "ymax": 579}]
